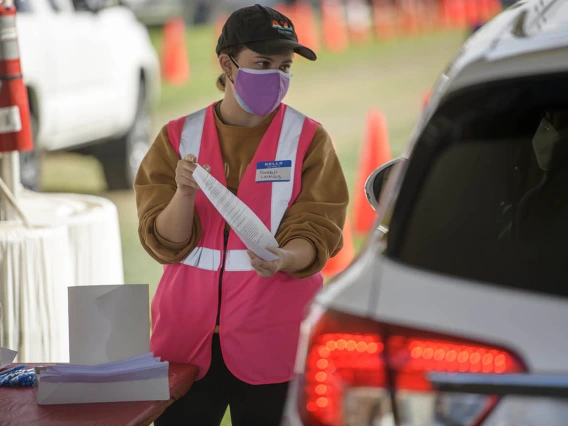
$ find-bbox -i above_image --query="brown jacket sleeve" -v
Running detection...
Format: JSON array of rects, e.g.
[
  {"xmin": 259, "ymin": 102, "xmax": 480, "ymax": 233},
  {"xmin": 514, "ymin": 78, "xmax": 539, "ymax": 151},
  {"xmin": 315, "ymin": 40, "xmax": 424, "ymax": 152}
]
[
  {"xmin": 275, "ymin": 125, "xmax": 349, "ymax": 278},
  {"xmin": 134, "ymin": 125, "xmax": 203, "ymax": 264}
]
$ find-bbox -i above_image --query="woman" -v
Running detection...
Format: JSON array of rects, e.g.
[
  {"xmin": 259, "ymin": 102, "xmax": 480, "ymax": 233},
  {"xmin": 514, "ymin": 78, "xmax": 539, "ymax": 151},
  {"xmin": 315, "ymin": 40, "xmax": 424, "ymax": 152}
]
[{"xmin": 135, "ymin": 5, "xmax": 348, "ymax": 426}]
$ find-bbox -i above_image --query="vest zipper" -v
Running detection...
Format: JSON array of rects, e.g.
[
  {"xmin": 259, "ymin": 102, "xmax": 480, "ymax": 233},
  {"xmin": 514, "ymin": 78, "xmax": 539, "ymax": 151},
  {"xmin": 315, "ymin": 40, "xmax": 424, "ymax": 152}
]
[{"xmin": 216, "ymin": 229, "xmax": 230, "ymax": 327}]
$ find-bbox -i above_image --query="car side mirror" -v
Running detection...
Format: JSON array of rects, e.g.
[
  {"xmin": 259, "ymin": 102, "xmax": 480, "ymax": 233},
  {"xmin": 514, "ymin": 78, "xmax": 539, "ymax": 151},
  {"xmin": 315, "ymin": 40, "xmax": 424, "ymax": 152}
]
[{"xmin": 364, "ymin": 158, "xmax": 401, "ymax": 212}]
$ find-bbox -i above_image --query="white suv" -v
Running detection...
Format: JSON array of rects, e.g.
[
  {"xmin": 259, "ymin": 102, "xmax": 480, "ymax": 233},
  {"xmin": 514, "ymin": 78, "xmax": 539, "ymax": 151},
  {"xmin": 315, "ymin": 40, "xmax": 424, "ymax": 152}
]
[
  {"xmin": 16, "ymin": 0, "xmax": 159, "ymax": 189},
  {"xmin": 283, "ymin": 0, "xmax": 568, "ymax": 425}
]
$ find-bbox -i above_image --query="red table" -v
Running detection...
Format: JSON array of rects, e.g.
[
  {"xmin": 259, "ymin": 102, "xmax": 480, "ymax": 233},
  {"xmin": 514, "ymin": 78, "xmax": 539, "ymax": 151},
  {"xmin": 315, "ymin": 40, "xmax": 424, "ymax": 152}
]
[{"xmin": 0, "ymin": 363, "xmax": 197, "ymax": 426}]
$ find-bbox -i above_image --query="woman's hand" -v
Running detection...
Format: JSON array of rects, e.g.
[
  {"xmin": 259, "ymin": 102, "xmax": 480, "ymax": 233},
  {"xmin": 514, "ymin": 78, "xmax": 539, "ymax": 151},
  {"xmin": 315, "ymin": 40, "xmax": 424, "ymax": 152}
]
[
  {"xmin": 175, "ymin": 154, "xmax": 210, "ymax": 197},
  {"xmin": 247, "ymin": 239, "xmax": 315, "ymax": 278},
  {"xmin": 247, "ymin": 248, "xmax": 288, "ymax": 278}
]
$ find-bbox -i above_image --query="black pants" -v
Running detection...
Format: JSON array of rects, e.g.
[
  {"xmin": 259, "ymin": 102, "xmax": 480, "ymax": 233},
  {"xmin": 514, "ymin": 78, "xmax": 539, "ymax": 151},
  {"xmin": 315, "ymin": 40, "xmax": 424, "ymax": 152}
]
[{"xmin": 155, "ymin": 335, "xmax": 289, "ymax": 426}]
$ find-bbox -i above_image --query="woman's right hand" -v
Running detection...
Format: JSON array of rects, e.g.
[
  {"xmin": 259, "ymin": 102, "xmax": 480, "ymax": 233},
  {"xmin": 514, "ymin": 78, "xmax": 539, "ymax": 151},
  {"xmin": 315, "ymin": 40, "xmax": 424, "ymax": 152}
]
[{"xmin": 175, "ymin": 154, "xmax": 210, "ymax": 197}]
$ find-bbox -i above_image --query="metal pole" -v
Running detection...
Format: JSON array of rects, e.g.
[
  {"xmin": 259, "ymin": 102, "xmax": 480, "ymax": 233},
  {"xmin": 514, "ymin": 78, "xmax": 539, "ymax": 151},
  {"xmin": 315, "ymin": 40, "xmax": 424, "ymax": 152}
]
[{"xmin": 0, "ymin": 151, "xmax": 19, "ymax": 221}]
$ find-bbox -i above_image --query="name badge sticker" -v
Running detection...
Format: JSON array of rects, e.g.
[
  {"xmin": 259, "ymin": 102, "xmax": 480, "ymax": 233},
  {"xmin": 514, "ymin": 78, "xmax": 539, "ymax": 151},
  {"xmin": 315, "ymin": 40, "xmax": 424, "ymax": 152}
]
[{"xmin": 256, "ymin": 160, "xmax": 292, "ymax": 183}]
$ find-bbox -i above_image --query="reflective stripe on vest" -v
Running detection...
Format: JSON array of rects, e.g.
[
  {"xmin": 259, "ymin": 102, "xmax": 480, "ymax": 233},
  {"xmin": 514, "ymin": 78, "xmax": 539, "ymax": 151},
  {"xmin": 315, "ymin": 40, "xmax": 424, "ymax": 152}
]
[
  {"xmin": 179, "ymin": 108, "xmax": 207, "ymax": 160},
  {"xmin": 182, "ymin": 246, "xmax": 221, "ymax": 270},
  {"xmin": 179, "ymin": 106, "xmax": 306, "ymax": 272}
]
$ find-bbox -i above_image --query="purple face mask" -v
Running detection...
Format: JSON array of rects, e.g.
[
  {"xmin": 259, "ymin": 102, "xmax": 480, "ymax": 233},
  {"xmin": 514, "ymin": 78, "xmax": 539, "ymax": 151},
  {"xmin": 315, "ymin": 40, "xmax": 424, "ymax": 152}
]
[{"xmin": 230, "ymin": 56, "xmax": 291, "ymax": 116}]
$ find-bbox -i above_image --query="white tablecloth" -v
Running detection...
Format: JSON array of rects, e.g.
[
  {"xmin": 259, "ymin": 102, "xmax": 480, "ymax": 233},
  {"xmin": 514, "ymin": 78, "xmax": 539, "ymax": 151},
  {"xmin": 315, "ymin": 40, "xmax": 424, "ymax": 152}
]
[{"xmin": 0, "ymin": 191, "xmax": 124, "ymax": 362}]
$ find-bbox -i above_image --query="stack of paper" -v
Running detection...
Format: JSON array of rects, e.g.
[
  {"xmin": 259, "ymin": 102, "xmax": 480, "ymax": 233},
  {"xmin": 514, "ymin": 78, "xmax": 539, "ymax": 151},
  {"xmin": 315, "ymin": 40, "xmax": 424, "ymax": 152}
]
[
  {"xmin": 40, "ymin": 353, "xmax": 168, "ymax": 383},
  {"xmin": 35, "ymin": 284, "xmax": 169, "ymax": 405},
  {"xmin": 36, "ymin": 354, "xmax": 170, "ymax": 405}
]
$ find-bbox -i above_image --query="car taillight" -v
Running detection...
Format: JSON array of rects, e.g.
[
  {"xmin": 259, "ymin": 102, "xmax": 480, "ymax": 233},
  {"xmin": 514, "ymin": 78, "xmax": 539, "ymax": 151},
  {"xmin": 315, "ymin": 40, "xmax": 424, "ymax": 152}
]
[{"xmin": 298, "ymin": 309, "xmax": 526, "ymax": 426}]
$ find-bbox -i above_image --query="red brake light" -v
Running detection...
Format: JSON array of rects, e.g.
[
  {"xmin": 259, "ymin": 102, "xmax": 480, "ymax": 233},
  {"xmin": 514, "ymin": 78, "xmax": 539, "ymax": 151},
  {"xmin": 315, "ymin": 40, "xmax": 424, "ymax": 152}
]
[
  {"xmin": 299, "ymin": 309, "xmax": 526, "ymax": 426},
  {"xmin": 305, "ymin": 333, "xmax": 385, "ymax": 423},
  {"xmin": 390, "ymin": 336, "xmax": 524, "ymax": 391}
]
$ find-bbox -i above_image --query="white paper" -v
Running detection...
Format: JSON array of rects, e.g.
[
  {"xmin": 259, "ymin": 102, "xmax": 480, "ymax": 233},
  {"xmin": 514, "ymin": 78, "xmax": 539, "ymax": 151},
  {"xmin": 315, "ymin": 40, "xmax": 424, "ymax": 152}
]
[
  {"xmin": 0, "ymin": 347, "xmax": 17, "ymax": 370},
  {"xmin": 68, "ymin": 285, "xmax": 150, "ymax": 366},
  {"xmin": 40, "ymin": 353, "xmax": 168, "ymax": 383},
  {"xmin": 193, "ymin": 165, "xmax": 279, "ymax": 261},
  {"xmin": 36, "ymin": 377, "xmax": 169, "ymax": 405}
]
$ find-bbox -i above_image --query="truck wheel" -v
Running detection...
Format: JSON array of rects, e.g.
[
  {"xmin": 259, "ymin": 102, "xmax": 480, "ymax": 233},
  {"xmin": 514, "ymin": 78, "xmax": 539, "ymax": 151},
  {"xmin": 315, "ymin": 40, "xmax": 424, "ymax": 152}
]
[
  {"xmin": 96, "ymin": 80, "xmax": 151, "ymax": 191},
  {"xmin": 19, "ymin": 113, "xmax": 40, "ymax": 191}
]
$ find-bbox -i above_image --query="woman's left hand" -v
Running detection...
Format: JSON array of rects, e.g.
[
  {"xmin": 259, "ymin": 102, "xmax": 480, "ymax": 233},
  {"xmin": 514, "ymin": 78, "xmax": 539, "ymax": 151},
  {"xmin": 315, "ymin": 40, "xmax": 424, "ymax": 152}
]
[{"xmin": 247, "ymin": 248, "xmax": 287, "ymax": 278}]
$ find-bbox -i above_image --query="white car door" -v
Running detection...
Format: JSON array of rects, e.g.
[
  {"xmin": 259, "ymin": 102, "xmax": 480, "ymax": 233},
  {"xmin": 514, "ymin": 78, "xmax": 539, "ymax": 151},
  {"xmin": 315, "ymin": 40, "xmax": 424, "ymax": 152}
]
[
  {"xmin": 42, "ymin": 0, "xmax": 115, "ymax": 149},
  {"xmin": 17, "ymin": 0, "xmax": 61, "ymax": 144}
]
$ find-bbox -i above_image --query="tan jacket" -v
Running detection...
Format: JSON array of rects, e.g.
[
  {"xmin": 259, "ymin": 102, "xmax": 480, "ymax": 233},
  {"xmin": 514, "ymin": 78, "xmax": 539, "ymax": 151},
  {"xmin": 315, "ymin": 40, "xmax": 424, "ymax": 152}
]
[{"xmin": 135, "ymin": 105, "xmax": 349, "ymax": 278}]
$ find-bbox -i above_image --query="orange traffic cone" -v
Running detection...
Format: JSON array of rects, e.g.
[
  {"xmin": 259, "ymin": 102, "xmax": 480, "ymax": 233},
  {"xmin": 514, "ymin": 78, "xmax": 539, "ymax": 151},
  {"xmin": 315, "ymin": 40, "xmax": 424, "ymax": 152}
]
[
  {"xmin": 451, "ymin": 0, "xmax": 468, "ymax": 28},
  {"xmin": 478, "ymin": 0, "xmax": 492, "ymax": 21},
  {"xmin": 212, "ymin": 13, "xmax": 228, "ymax": 66},
  {"xmin": 322, "ymin": 214, "xmax": 355, "ymax": 278},
  {"xmin": 372, "ymin": 0, "xmax": 397, "ymax": 41},
  {"xmin": 346, "ymin": 0, "xmax": 373, "ymax": 45},
  {"xmin": 465, "ymin": 0, "xmax": 480, "ymax": 26},
  {"xmin": 438, "ymin": 0, "xmax": 453, "ymax": 28},
  {"xmin": 422, "ymin": 1, "xmax": 441, "ymax": 32},
  {"xmin": 400, "ymin": 0, "xmax": 420, "ymax": 36},
  {"xmin": 291, "ymin": 1, "xmax": 320, "ymax": 54},
  {"xmin": 489, "ymin": 0, "xmax": 502, "ymax": 17},
  {"xmin": 422, "ymin": 88, "xmax": 432, "ymax": 110},
  {"xmin": 354, "ymin": 109, "xmax": 391, "ymax": 234},
  {"xmin": 214, "ymin": 14, "xmax": 227, "ymax": 42},
  {"xmin": 161, "ymin": 17, "xmax": 190, "ymax": 85},
  {"xmin": 321, "ymin": 0, "xmax": 350, "ymax": 53}
]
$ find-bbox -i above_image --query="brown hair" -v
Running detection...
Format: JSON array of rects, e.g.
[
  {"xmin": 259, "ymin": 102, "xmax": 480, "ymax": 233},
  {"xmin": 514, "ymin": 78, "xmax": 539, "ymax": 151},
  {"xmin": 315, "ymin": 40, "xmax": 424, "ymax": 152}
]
[{"xmin": 216, "ymin": 44, "xmax": 246, "ymax": 92}]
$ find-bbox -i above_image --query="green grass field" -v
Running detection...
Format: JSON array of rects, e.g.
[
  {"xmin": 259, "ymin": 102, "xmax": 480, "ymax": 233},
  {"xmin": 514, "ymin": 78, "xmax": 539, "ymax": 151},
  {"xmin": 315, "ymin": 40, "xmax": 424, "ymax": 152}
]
[{"xmin": 41, "ymin": 24, "xmax": 464, "ymax": 425}]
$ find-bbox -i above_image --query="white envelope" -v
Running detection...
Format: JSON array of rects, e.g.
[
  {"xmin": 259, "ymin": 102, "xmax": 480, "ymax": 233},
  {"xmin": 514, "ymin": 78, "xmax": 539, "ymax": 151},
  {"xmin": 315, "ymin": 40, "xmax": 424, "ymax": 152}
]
[
  {"xmin": 35, "ymin": 375, "xmax": 169, "ymax": 405},
  {"xmin": 68, "ymin": 284, "xmax": 150, "ymax": 365}
]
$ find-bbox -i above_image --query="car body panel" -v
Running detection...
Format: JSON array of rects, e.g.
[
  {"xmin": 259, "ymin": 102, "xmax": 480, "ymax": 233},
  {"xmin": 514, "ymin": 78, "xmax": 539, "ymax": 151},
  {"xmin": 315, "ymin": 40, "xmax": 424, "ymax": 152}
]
[
  {"xmin": 18, "ymin": 0, "xmax": 159, "ymax": 151},
  {"xmin": 283, "ymin": 1, "xmax": 568, "ymax": 425}
]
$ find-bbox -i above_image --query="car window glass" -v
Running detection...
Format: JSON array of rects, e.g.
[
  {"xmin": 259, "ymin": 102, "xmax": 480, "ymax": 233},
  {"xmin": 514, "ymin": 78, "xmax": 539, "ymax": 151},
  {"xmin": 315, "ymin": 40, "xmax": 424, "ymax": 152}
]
[{"xmin": 389, "ymin": 76, "xmax": 568, "ymax": 297}]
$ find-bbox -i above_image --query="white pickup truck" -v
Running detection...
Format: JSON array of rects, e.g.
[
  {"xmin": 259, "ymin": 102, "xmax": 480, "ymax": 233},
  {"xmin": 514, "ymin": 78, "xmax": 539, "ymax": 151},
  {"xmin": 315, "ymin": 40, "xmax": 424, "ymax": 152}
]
[{"xmin": 16, "ymin": 0, "xmax": 160, "ymax": 189}]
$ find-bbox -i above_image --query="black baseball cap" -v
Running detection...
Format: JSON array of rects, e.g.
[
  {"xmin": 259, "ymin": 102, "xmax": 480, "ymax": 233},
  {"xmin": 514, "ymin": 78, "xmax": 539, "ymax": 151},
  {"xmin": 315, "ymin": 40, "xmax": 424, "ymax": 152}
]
[{"xmin": 216, "ymin": 4, "xmax": 317, "ymax": 61}]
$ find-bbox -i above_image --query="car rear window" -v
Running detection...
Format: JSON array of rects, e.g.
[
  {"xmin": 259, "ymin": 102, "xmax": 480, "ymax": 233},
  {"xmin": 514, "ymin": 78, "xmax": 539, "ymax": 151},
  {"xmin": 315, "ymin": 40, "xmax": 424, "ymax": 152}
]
[{"xmin": 388, "ymin": 74, "xmax": 568, "ymax": 297}]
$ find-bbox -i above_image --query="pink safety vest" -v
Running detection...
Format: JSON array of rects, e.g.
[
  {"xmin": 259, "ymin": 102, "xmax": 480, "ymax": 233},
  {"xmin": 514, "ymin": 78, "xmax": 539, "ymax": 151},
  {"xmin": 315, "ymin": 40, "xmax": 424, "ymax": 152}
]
[{"xmin": 150, "ymin": 103, "xmax": 323, "ymax": 385}]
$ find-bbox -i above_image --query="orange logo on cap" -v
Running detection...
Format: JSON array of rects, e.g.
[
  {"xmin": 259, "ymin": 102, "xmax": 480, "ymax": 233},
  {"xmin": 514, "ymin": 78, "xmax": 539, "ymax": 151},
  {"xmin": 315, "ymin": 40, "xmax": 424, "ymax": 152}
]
[{"xmin": 272, "ymin": 18, "xmax": 294, "ymax": 34}]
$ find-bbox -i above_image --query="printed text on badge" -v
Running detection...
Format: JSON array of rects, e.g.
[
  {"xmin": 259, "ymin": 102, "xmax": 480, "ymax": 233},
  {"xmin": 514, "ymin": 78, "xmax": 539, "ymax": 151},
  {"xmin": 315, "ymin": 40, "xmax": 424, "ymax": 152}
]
[{"xmin": 256, "ymin": 160, "xmax": 292, "ymax": 183}]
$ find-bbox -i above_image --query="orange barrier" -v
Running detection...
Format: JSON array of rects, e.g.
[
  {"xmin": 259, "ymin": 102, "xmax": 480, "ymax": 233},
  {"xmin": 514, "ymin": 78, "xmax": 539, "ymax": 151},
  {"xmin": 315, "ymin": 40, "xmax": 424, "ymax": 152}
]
[
  {"xmin": 321, "ymin": 0, "xmax": 350, "ymax": 53},
  {"xmin": 161, "ymin": 17, "xmax": 190, "ymax": 85}
]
